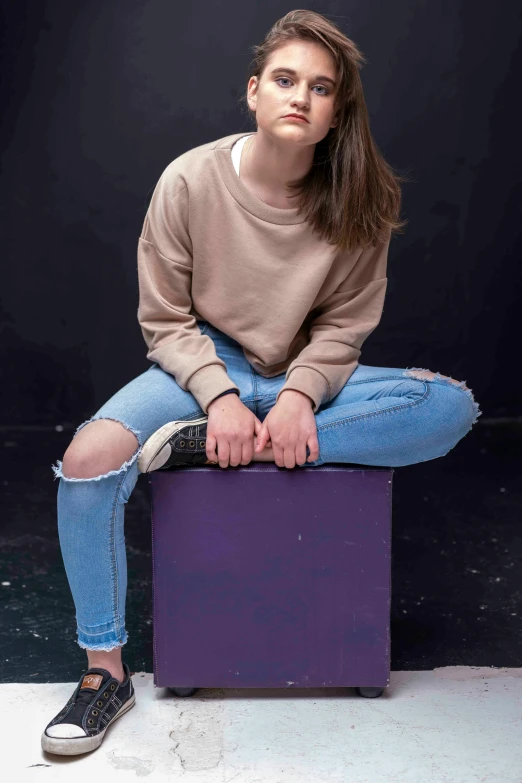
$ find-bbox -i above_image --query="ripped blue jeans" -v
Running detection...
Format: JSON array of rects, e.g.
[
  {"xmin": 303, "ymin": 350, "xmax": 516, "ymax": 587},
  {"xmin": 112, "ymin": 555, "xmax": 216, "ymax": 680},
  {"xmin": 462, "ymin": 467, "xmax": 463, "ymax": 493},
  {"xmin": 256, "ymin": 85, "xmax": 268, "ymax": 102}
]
[{"xmin": 51, "ymin": 320, "xmax": 481, "ymax": 651}]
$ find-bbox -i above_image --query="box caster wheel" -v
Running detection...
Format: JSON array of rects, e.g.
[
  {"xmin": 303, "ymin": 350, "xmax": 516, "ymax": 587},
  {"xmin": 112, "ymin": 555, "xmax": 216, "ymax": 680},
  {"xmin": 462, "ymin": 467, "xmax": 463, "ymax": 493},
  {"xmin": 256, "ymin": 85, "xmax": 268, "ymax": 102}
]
[
  {"xmin": 355, "ymin": 687, "xmax": 384, "ymax": 698},
  {"xmin": 168, "ymin": 687, "xmax": 199, "ymax": 697}
]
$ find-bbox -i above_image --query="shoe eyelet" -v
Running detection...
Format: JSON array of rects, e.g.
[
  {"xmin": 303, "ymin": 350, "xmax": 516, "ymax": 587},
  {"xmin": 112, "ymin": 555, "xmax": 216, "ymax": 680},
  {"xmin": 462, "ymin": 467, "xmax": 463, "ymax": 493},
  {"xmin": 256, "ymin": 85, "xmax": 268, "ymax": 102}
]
[
  {"xmin": 189, "ymin": 440, "xmax": 195, "ymax": 447},
  {"xmin": 199, "ymin": 441, "xmax": 205, "ymax": 448},
  {"xmin": 104, "ymin": 692, "xmax": 109, "ymax": 698},
  {"xmin": 92, "ymin": 709, "xmax": 98, "ymax": 716},
  {"xmin": 110, "ymin": 684, "xmax": 116, "ymax": 690},
  {"xmin": 180, "ymin": 440, "xmax": 185, "ymax": 447},
  {"xmin": 97, "ymin": 700, "xmax": 103, "ymax": 707},
  {"xmin": 87, "ymin": 718, "xmax": 94, "ymax": 725}
]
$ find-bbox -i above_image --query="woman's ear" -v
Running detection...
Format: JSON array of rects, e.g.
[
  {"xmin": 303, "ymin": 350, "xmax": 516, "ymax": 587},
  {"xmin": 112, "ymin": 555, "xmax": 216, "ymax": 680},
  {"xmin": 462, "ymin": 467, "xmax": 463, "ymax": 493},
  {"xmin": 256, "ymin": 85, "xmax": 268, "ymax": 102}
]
[{"xmin": 247, "ymin": 76, "xmax": 258, "ymax": 111}]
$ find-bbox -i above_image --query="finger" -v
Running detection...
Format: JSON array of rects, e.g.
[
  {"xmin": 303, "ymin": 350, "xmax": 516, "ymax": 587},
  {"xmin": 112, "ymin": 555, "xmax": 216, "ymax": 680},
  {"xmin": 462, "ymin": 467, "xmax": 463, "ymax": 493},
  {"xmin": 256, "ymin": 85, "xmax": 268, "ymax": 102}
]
[
  {"xmin": 306, "ymin": 435, "xmax": 320, "ymax": 462},
  {"xmin": 262, "ymin": 426, "xmax": 272, "ymax": 447},
  {"xmin": 295, "ymin": 441, "xmax": 308, "ymax": 466},
  {"xmin": 229, "ymin": 440, "xmax": 243, "ymax": 467},
  {"xmin": 256, "ymin": 424, "xmax": 268, "ymax": 451},
  {"xmin": 253, "ymin": 420, "xmax": 266, "ymax": 451},
  {"xmin": 272, "ymin": 443, "xmax": 285, "ymax": 468},
  {"xmin": 217, "ymin": 439, "xmax": 230, "ymax": 469},
  {"xmin": 255, "ymin": 425, "xmax": 268, "ymax": 452},
  {"xmin": 206, "ymin": 433, "xmax": 218, "ymax": 462},
  {"xmin": 242, "ymin": 439, "xmax": 254, "ymax": 465},
  {"xmin": 284, "ymin": 446, "xmax": 296, "ymax": 470},
  {"xmin": 251, "ymin": 419, "xmax": 261, "ymax": 457}
]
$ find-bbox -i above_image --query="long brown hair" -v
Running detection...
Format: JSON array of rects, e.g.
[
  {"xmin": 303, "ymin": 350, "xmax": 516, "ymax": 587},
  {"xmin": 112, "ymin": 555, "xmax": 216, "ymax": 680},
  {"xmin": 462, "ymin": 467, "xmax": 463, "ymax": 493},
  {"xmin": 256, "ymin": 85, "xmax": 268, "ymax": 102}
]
[{"xmin": 240, "ymin": 9, "xmax": 410, "ymax": 252}]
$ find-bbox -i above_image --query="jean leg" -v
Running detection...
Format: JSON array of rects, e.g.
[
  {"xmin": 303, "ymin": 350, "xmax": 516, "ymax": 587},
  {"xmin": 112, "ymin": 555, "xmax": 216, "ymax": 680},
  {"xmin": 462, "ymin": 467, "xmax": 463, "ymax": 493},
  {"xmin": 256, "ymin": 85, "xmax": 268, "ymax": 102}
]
[
  {"xmin": 51, "ymin": 324, "xmax": 255, "ymax": 651},
  {"xmin": 255, "ymin": 363, "xmax": 482, "ymax": 468},
  {"xmin": 54, "ymin": 457, "xmax": 139, "ymax": 650}
]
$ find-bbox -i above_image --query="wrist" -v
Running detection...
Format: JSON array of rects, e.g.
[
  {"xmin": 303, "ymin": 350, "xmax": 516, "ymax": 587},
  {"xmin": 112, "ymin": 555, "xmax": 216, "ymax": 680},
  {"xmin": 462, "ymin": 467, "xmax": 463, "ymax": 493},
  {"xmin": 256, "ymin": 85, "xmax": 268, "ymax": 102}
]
[
  {"xmin": 279, "ymin": 389, "xmax": 314, "ymax": 406},
  {"xmin": 208, "ymin": 390, "xmax": 240, "ymax": 410}
]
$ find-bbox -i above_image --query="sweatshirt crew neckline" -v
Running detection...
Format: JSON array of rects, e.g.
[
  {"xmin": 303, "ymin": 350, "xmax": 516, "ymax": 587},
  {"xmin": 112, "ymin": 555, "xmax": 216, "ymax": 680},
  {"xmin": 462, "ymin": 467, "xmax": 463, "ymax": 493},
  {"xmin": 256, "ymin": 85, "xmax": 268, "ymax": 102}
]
[{"xmin": 215, "ymin": 133, "xmax": 307, "ymax": 225}]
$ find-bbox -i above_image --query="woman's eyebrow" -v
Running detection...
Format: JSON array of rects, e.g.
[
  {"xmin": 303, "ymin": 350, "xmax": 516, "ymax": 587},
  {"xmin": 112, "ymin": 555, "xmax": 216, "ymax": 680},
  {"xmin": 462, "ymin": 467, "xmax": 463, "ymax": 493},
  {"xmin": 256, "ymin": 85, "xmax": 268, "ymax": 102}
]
[{"xmin": 269, "ymin": 67, "xmax": 337, "ymax": 88}]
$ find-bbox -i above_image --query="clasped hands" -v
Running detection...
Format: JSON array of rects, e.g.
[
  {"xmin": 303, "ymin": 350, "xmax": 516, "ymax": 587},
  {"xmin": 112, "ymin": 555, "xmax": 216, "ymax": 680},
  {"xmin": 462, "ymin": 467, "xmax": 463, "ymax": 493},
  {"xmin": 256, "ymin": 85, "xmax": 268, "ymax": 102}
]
[{"xmin": 206, "ymin": 389, "xmax": 320, "ymax": 469}]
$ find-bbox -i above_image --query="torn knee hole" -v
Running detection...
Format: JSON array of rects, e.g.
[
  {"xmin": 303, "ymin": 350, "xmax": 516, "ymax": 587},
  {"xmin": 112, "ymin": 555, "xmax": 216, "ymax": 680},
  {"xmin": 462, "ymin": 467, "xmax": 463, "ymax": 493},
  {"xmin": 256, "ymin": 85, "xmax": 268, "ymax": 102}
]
[
  {"xmin": 51, "ymin": 449, "xmax": 142, "ymax": 482},
  {"xmin": 74, "ymin": 416, "xmax": 142, "ymax": 443},
  {"xmin": 405, "ymin": 366, "xmax": 482, "ymax": 427},
  {"xmin": 51, "ymin": 416, "xmax": 143, "ymax": 482},
  {"xmin": 405, "ymin": 368, "xmax": 468, "ymax": 389}
]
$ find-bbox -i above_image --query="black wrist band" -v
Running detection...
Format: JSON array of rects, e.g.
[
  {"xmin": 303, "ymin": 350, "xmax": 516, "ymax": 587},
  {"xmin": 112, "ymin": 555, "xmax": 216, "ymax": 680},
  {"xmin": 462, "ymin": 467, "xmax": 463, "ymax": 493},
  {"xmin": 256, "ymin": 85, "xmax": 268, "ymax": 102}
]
[{"xmin": 210, "ymin": 388, "xmax": 240, "ymax": 404}]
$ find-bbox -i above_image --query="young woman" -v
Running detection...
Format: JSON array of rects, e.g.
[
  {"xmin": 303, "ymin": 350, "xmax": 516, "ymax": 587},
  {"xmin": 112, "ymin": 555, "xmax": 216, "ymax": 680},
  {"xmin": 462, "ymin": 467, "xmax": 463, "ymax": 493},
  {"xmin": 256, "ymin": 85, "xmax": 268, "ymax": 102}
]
[{"xmin": 41, "ymin": 10, "xmax": 481, "ymax": 755}]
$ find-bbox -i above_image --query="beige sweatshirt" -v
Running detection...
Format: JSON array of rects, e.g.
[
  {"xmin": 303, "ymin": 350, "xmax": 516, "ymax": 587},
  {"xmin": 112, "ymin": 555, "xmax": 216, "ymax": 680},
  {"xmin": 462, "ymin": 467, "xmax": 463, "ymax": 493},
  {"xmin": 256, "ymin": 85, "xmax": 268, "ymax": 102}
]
[{"xmin": 137, "ymin": 132, "xmax": 390, "ymax": 414}]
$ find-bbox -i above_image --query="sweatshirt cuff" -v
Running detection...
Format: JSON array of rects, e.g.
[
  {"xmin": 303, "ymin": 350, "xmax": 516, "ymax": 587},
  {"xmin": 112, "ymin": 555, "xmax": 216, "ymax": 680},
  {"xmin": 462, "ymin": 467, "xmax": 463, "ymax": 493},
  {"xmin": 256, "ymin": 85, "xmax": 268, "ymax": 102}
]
[
  {"xmin": 186, "ymin": 365, "xmax": 240, "ymax": 414},
  {"xmin": 275, "ymin": 367, "xmax": 329, "ymax": 413}
]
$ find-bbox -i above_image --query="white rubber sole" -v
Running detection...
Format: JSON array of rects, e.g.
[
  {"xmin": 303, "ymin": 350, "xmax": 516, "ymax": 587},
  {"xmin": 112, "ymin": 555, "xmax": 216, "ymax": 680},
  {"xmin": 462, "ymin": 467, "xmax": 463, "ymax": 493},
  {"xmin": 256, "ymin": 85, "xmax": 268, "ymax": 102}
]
[
  {"xmin": 41, "ymin": 692, "xmax": 136, "ymax": 756},
  {"xmin": 137, "ymin": 417, "xmax": 208, "ymax": 473}
]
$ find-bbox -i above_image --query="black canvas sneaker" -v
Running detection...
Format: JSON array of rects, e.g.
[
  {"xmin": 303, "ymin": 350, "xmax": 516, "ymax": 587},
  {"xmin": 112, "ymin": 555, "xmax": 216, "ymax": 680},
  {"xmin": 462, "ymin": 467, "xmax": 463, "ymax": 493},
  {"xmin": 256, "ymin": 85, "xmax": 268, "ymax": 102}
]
[
  {"xmin": 41, "ymin": 662, "xmax": 135, "ymax": 756},
  {"xmin": 138, "ymin": 416, "xmax": 217, "ymax": 472}
]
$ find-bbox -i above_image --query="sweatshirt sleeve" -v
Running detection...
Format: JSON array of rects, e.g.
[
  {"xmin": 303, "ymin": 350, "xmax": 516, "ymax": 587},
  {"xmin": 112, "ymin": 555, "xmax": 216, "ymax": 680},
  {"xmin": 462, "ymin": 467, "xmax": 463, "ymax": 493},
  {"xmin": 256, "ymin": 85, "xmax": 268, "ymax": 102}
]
[
  {"xmin": 275, "ymin": 233, "xmax": 390, "ymax": 413},
  {"xmin": 137, "ymin": 167, "xmax": 240, "ymax": 414}
]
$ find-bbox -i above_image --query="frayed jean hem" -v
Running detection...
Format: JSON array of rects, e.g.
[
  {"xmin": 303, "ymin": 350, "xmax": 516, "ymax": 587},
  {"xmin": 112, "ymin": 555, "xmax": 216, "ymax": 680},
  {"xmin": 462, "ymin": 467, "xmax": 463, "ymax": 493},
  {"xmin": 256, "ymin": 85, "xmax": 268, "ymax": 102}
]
[{"xmin": 76, "ymin": 621, "xmax": 128, "ymax": 651}]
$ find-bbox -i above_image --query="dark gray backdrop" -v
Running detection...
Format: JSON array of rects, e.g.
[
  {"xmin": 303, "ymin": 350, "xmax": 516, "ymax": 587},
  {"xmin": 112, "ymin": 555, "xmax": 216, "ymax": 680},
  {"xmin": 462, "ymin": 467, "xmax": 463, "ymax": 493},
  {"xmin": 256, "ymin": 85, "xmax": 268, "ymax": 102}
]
[{"xmin": 2, "ymin": 0, "xmax": 521, "ymax": 426}]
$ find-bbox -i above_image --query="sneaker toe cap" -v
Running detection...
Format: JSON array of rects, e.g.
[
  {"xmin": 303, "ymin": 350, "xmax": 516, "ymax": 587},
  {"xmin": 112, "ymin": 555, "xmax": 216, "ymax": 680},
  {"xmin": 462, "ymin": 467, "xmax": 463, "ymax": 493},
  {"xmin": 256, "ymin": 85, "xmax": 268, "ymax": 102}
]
[
  {"xmin": 46, "ymin": 723, "xmax": 88, "ymax": 738},
  {"xmin": 146, "ymin": 443, "xmax": 171, "ymax": 472},
  {"xmin": 138, "ymin": 442, "xmax": 172, "ymax": 473}
]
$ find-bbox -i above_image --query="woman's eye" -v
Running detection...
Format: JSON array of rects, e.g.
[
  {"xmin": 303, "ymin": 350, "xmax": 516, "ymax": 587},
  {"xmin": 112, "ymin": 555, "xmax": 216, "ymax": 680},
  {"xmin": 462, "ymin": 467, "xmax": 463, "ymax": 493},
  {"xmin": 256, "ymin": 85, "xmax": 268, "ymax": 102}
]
[{"xmin": 275, "ymin": 78, "xmax": 328, "ymax": 95}]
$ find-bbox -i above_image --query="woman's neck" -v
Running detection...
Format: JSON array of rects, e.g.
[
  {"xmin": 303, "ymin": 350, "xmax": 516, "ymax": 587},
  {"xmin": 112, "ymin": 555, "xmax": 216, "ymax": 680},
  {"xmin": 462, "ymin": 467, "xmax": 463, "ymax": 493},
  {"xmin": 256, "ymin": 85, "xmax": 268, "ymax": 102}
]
[{"xmin": 239, "ymin": 132, "xmax": 313, "ymax": 209}]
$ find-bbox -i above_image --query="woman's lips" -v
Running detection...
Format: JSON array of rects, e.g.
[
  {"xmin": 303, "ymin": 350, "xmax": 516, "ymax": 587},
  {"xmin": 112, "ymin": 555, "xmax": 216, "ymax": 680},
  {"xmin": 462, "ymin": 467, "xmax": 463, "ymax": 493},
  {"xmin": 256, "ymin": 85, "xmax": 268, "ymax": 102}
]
[{"xmin": 283, "ymin": 115, "xmax": 308, "ymax": 123}]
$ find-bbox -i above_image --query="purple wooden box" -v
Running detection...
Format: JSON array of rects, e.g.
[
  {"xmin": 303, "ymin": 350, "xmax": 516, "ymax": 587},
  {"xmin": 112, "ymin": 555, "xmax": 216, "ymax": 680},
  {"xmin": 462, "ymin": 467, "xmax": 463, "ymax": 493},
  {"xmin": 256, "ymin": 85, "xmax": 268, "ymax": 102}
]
[{"xmin": 148, "ymin": 464, "xmax": 393, "ymax": 690}]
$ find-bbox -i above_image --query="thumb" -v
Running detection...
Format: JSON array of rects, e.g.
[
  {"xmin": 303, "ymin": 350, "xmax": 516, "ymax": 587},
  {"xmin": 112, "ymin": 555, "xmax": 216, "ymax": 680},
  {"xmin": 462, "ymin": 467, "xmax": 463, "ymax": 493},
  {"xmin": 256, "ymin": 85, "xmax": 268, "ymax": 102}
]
[
  {"xmin": 253, "ymin": 418, "xmax": 264, "ymax": 449},
  {"xmin": 255, "ymin": 423, "xmax": 269, "ymax": 452}
]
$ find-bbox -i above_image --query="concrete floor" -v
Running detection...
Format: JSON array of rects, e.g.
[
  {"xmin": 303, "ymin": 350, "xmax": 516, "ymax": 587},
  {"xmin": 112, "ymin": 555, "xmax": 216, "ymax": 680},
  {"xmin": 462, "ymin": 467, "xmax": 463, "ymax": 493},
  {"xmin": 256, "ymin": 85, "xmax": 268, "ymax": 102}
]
[{"xmin": 5, "ymin": 666, "xmax": 521, "ymax": 782}]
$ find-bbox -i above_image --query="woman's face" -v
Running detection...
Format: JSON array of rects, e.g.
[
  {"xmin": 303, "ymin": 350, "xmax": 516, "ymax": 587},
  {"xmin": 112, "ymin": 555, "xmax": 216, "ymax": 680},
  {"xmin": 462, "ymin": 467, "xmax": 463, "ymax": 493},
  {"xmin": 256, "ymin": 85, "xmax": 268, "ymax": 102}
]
[{"xmin": 247, "ymin": 39, "xmax": 339, "ymax": 146}]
